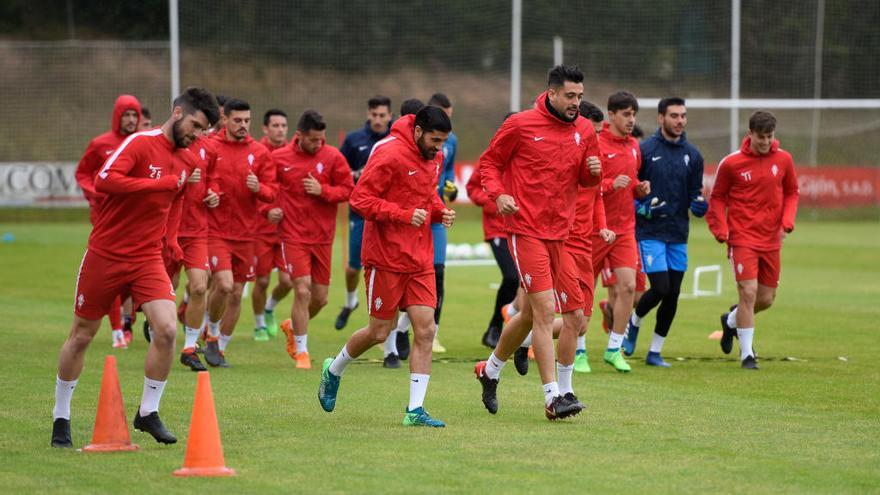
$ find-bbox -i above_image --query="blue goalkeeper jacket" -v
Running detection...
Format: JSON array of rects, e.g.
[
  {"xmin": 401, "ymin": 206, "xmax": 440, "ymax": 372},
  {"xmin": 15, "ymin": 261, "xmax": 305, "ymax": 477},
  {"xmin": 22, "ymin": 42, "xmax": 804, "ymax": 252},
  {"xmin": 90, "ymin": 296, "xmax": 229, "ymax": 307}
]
[
  {"xmin": 437, "ymin": 131, "xmax": 457, "ymax": 200},
  {"xmin": 636, "ymin": 129, "xmax": 705, "ymax": 244}
]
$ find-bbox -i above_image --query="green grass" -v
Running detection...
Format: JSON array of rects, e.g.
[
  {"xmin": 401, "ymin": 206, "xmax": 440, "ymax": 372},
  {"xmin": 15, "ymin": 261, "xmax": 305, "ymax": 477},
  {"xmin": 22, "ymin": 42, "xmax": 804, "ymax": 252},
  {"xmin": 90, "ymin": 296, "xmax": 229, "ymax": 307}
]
[{"xmin": 0, "ymin": 208, "xmax": 878, "ymax": 494}]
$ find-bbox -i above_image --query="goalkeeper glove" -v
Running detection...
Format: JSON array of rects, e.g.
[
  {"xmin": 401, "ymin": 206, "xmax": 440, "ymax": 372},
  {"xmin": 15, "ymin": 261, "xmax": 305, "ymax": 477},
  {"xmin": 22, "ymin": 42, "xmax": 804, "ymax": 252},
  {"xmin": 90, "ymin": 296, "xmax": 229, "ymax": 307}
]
[
  {"xmin": 635, "ymin": 197, "xmax": 670, "ymax": 220},
  {"xmin": 442, "ymin": 180, "xmax": 458, "ymax": 203},
  {"xmin": 689, "ymin": 196, "xmax": 708, "ymax": 217}
]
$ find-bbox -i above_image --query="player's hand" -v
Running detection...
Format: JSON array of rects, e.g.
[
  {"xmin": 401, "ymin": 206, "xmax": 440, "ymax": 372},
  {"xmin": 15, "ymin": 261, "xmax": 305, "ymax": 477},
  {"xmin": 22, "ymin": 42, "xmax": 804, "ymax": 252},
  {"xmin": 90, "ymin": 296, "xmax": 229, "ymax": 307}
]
[
  {"xmin": 441, "ymin": 208, "xmax": 456, "ymax": 228},
  {"xmin": 689, "ymin": 195, "xmax": 708, "ymax": 217},
  {"xmin": 204, "ymin": 188, "xmax": 220, "ymax": 208},
  {"xmin": 187, "ymin": 167, "xmax": 202, "ymax": 184},
  {"xmin": 267, "ymin": 207, "xmax": 283, "ymax": 223},
  {"xmin": 636, "ymin": 197, "xmax": 670, "ymax": 220},
  {"xmin": 246, "ymin": 172, "xmax": 260, "ymax": 193},
  {"xmin": 442, "ymin": 180, "xmax": 459, "ymax": 203},
  {"xmin": 714, "ymin": 232, "xmax": 728, "ymax": 243},
  {"xmin": 635, "ymin": 180, "xmax": 651, "ymax": 198},
  {"xmin": 587, "ymin": 155, "xmax": 602, "ymax": 176},
  {"xmin": 599, "ymin": 228, "xmax": 616, "ymax": 244},
  {"xmin": 612, "ymin": 174, "xmax": 631, "ymax": 190},
  {"xmin": 783, "ymin": 223, "xmax": 794, "ymax": 234},
  {"xmin": 496, "ymin": 194, "xmax": 519, "ymax": 215},
  {"xmin": 411, "ymin": 208, "xmax": 428, "ymax": 227},
  {"xmin": 303, "ymin": 173, "xmax": 322, "ymax": 196}
]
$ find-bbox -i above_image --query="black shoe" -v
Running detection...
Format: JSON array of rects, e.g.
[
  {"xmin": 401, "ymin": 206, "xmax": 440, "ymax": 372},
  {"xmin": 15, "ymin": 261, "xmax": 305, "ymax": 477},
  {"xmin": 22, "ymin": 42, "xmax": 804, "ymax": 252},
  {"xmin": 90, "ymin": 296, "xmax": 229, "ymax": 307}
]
[
  {"xmin": 203, "ymin": 339, "xmax": 222, "ymax": 367},
  {"xmin": 334, "ymin": 303, "xmax": 358, "ymax": 330},
  {"xmin": 513, "ymin": 347, "xmax": 530, "ymax": 376},
  {"xmin": 741, "ymin": 355, "xmax": 759, "ymax": 370},
  {"xmin": 396, "ymin": 330, "xmax": 411, "ymax": 361},
  {"xmin": 142, "ymin": 320, "xmax": 152, "ymax": 343},
  {"xmin": 545, "ymin": 395, "xmax": 582, "ymax": 421},
  {"xmin": 383, "ymin": 353, "xmax": 401, "ymax": 369},
  {"xmin": 217, "ymin": 351, "xmax": 230, "ymax": 368},
  {"xmin": 475, "ymin": 361, "xmax": 499, "ymax": 414},
  {"xmin": 133, "ymin": 410, "xmax": 177, "ymax": 444},
  {"xmin": 180, "ymin": 351, "xmax": 207, "ymax": 371},
  {"xmin": 481, "ymin": 326, "xmax": 500, "ymax": 348},
  {"xmin": 563, "ymin": 392, "xmax": 587, "ymax": 411},
  {"xmin": 51, "ymin": 418, "xmax": 72, "ymax": 448},
  {"xmin": 720, "ymin": 313, "xmax": 736, "ymax": 354}
]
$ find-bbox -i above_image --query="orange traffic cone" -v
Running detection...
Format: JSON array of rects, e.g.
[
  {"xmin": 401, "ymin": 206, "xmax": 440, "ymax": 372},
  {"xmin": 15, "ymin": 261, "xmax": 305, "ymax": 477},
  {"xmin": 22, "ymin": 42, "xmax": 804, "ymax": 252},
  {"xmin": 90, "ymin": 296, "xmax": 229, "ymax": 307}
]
[
  {"xmin": 173, "ymin": 371, "xmax": 235, "ymax": 477},
  {"xmin": 83, "ymin": 355, "xmax": 139, "ymax": 452}
]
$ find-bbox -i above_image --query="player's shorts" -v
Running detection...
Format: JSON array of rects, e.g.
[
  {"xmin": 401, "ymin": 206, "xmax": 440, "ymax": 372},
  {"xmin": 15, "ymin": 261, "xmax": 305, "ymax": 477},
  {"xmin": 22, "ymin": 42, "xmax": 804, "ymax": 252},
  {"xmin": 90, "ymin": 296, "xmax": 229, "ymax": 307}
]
[
  {"xmin": 561, "ymin": 247, "xmax": 593, "ymax": 315},
  {"xmin": 639, "ymin": 240, "xmax": 688, "ymax": 273},
  {"xmin": 509, "ymin": 234, "xmax": 576, "ymax": 299},
  {"xmin": 431, "ymin": 222, "xmax": 448, "ymax": 265},
  {"xmin": 74, "ymin": 249, "xmax": 175, "ymax": 320},
  {"xmin": 179, "ymin": 236, "xmax": 209, "ymax": 271},
  {"xmin": 364, "ymin": 266, "xmax": 436, "ymax": 320},
  {"xmin": 254, "ymin": 237, "xmax": 284, "ymax": 277},
  {"xmin": 594, "ymin": 233, "xmax": 639, "ymax": 287},
  {"xmin": 728, "ymin": 245, "xmax": 781, "ymax": 288},
  {"xmin": 208, "ymin": 237, "xmax": 255, "ymax": 283},
  {"xmin": 281, "ymin": 241, "xmax": 332, "ymax": 285},
  {"xmin": 600, "ymin": 256, "xmax": 647, "ymax": 291},
  {"xmin": 348, "ymin": 212, "xmax": 365, "ymax": 270},
  {"xmin": 162, "ymin": 243, "xmax": 183, "ymax": 280}
]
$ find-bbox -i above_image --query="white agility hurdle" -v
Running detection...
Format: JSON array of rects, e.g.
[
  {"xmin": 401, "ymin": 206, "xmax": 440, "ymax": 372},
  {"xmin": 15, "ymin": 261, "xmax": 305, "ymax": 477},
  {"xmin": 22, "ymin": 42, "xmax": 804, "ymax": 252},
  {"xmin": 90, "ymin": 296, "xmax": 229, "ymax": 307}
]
[{"xmin": 682, "ymin": 264, "xmax": 722, "ymax": 299}]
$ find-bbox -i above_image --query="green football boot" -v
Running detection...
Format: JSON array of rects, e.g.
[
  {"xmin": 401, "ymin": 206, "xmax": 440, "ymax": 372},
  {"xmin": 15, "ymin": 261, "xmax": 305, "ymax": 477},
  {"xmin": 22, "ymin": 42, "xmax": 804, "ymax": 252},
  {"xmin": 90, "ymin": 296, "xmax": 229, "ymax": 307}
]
[
  {"xmin": 265, "ymin": 309, "xmax": 279, "ymax": 337},
  {"xmin": 402, "ymin": 407, "xmax": 446, "ymax": 427},
  {"xmin": 603, "ymin": 349, "xmax": 632, "ymax": 373},
  {"xmin": 573, "ymin": 349, "xmax": 591, "ymax": 373}
]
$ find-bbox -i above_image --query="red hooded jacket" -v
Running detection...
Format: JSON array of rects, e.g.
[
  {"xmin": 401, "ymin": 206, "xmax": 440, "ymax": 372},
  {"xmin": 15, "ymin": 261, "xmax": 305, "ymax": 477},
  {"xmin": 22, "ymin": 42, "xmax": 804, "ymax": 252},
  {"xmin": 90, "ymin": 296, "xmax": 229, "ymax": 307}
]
[
  {"xmin": 273, "ymin": 137, "xmax": 354, "ymax": 244},
  {"xmin": 598, "ymin": 121, "xmax": 643, "ymax": 236},
  {"xmin": 259, "ymin": 136, "xmax": 287, "ymax": 152},
  {"xmin": 349, "ymin": 114, "xmax": 447, "ymax": 273},
  {"xmin": 479, "ymin": 91, "xmax": 601, "ymax": 241},
  {"xmin": 76, "ymin": 95, "xmax": 142, "ymax": 211},
  {"xmin": 164, "ymin": 145, "xmax": 203, "ymax": 261},
  {"xmin": 567, "ymin": 185, "xmax": 607, "ymax": 254},
  {"xmin": 177, "ymin": 135, "xmax": 216, "ymax": 239},
  {"xmin": 207, "ymin": 131, "xmax": 276, "ymax": 241},
  {"xmin": 707, "ymin": 137, "xmax": 799, "ymax": 250},
  {"xmin": 466, "ymin": 164, "xmax": 506, "ymax": 241}
]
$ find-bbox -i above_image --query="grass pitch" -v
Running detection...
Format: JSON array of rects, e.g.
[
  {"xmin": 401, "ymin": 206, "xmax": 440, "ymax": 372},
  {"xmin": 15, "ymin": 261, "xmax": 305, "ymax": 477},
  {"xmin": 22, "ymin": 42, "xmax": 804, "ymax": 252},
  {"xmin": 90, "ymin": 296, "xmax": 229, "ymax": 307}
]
[{"xmin": 0, "ymin": 208, "xmax": 878, "ymax": 494}]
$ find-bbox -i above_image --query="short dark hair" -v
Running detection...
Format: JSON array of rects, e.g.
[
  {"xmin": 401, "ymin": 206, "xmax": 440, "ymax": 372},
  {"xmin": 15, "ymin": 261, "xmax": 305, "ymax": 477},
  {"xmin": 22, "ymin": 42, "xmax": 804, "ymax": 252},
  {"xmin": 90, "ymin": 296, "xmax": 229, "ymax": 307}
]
[
  {"xmin": 140, "ymin": 107, "xmax": 151, "ymax": 120},
  {"xmin": 414, "ymin": 105, "xmax": 452, "ymax": 133},
  {"xmin": 547, "ymin": 65, "xmax": 584, "ymax": 88},
  {"xmin": 427, "ymin": 93, "xmax": 452, "ymax": 109},
  {"xmin": 223, "ymin": 98, "xmax": 249, "ymax": 116},
  {"xmin": 216, "ymin": 95, "xmax": 229, "ymax": 108},
  {"xmin": 607, "ymin": 91, "xmax": 639, "ymax": 113},
  {"xmin": 368, "ymin": 95, "xmax": 391, "ymax": 110},
  {"xmin": 631, "ymin": 124, "xmax": 645, "ymax": 139},
  {"xmin": 263, "ymin": 108, "xmax": 287, "ymax": 126},
  {"xmin": 400, "ymin": 98, "xmax": 425, "ymax": 116},
  {"xmin": 749, "ymin": 110, "xmax": 777, "ymax": 133},
  {"xmin": 297, "ymin": 109, "xmax": 326, "ymax": 133},
  {"xmin": 173, "ymin": 87, "xmax": 220, "ymax": 126},
  {"xmin": 578, "ymin": 101, "xmax": 604, "ymax": 123},
  {"xmin": 658, "ymin": 97, "xmax": 686, "ymax": 115}
]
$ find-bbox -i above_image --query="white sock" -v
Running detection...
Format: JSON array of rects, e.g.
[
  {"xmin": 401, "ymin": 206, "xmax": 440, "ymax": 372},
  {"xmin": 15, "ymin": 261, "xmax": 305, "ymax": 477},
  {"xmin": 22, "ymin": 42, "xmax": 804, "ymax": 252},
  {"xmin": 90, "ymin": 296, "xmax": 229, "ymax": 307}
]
[
  {"xmin": 396, "ymin": 312, "xmax": 411, "ymax": 333},
  {"xmin": 265, "ymin": 296, "xmax": 278, "ymax": 312},
  {"xmin": 383, "ymin": 331, "xmax": 398, "ymax": 357},
  {"xmin": 507, "ymin": 302, "xmax": 520, "ymax": 318},
  {"xmin": 346, "ymin": 291, "xmax": 358, "ymax": 309},
  {"xmin": 139, "ymin": 377, "xmax": 166, "ymax": 417},
  {"xmin": 557, "ymin": 363, "xmax": 574, "ymax": 395},
  {"xmin": 576, "ymin": 335, "xmax": 586, "ymax": 352},
  {"xmin": 520, "ymin": 331, "xmax": 532, "ymax": 348},
  {"xmin": 329, "ymin": 345, "xmax": 353, "ymax": 376},
  {"xmin": 183, "ymin": 292, "xmax": 190, "ymax": 304},
  {"xmin": 649, "ymin": 333, "xmax": 665, "ymax": 353},
  {"xmin": 111, "ymin": 329, "xmax": 124, "ymax": 343},
  {"xmin": 53, "ymin": 376, "xmax": 78, "ymax": 420},
  {"xmin": 485, "ymin": 352, "xmax": 506, "ymax": 380},
  {"xmin": 542, "ymin": 381, "xmax": 560, "ymax": 406},
  {"xmin": 294, "ymin": 334, "xmax": 308, "ymax": 353},
  {"xmin": 728, "ymin": 307, "xmax": 738, "ymax": 328},
  {"xmin": 219, "ymin": 334, "xmax": 232, "ymax": 352},
  {"xmin": 208, "ymin": 319, "xmax": 221, "ymax": 338},
  {"xmin": 631, "ymin": 313, "xmax": 642, "ymax": 327},
  {"xmin": 408, "ymin": 373, "xmax": 430, "ymax": 410},
  {"xmin": 607, "ymin": 331, "xmax": 625, "ymax": 350},
  {"xmin": 184, "ymin": 326, "xmax": 200, "ymax": 349},
  {"xmin": 738, "ymin": 327, "xmax": 755, "ymax": 360},
  {"xmin": 255, "ymin": 313, "xmax": 266, "ymax": 328}
]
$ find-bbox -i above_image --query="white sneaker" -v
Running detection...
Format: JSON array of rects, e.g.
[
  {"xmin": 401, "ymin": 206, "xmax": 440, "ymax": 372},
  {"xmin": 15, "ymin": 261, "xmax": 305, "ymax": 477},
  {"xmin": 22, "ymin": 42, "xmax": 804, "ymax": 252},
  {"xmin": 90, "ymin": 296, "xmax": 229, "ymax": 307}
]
[
  {"xmin": 432, "ymin": 337, "xmax": 446, "ymax": 353},
  {"xmin": 111, "ymin": 330, "xmax": 127, "ymax": 349}
]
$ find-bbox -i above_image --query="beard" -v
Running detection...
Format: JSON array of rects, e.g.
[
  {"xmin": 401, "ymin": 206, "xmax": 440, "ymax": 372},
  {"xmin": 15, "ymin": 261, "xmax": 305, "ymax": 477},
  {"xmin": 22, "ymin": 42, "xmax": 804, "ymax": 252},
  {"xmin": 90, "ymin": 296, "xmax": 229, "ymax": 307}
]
[
  {"xmin": 417, "ymin": 136, "xmax": 437, "ymax": 160},
  {"xmin": 172, "ymin": 119, "xmax": 189, "ymax": 148}
]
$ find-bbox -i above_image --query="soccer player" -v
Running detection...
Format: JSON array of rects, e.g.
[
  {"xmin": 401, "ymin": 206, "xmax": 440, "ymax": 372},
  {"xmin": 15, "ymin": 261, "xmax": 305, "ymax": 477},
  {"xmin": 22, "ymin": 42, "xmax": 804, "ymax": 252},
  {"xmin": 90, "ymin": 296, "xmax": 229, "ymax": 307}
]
[
  {"xmin": 203, "ymin": 98, "xmax": 276, "ymax": 367},
  {"xmin": 589, "ymin": 91, "xmax": 651, "ymax": 373},
  {"xmin": 273, "ymin": 110, "xmax": 354, "ymax": 369},
  {"xmin": 260, "ymin": 108, "xmax": 288, "ymax": 151},
  {"xmin": 474, "ymin": 65, "xmax": 602, "ymax": 420},
  {"xmin": 139, "ymin": 107, "xmax": 153, "ymax": 130},
  {"xmin": 334, "ymin": 96, "xmax": 393, "ymax": 330},
  {"xmin": 317, "ymin": 107, "xmax": 454, "ymax": 427},
  {"xmin": 75, "ymin": 94, "xmax": 141, "ymax": 348},
  {"xmin": 51, "ymin": 87, "xmax": 219, "ymax": 448},
  {"xmin": 707, "ymin": 110, "xmax": 798, "ymax": 370},
  {"xmin": 251, "ymin": 197, "xmax": 288, "ymax": 340},
  {"xmin": 620, "ymin": 97, "xmax": 707, "ymax": 366}
]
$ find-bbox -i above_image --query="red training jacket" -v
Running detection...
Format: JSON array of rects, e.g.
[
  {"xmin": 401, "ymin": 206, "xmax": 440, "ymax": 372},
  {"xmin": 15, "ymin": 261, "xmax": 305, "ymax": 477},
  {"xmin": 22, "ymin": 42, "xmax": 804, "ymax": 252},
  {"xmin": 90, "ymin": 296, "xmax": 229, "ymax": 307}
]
[
  {"xmin": 466, "ymin": 164, "xmax": 506, "ymax": 241},
  {"xmin": 566, "ymin": 185, "xmax": 607, "ymax": 254},
  {"xmin": 259, "ymin": 136, "xmax": 287, "ymax": 152},
  {"xmin": 598, "ymin": 121, "xmax": 643, "ymax": 236},
  {"xmin": 349, "ymin": 114, "xmax": 446, "ymax": 273},
  {"xmin": 479, "ymin": 91, "xmax": 601, "ymax": 241},
  {"xmin": 707, "ymin": 137, "xmax": 799, "ymax": 250},
  {"xmin": 164, "ymin": 146, "xmax": 203, "ymax": 261},
  {"xmin": 273, "ymin": 137, "xmax": 354, "ymax": 244},
  {"xmin": 177, "ymin": 135, "xmax": 216, "ymax": 239}
]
